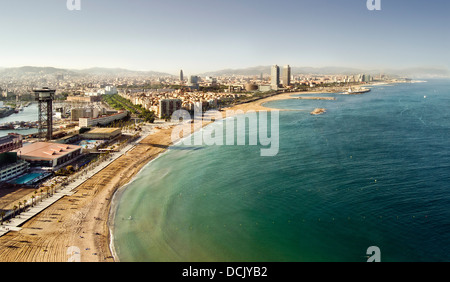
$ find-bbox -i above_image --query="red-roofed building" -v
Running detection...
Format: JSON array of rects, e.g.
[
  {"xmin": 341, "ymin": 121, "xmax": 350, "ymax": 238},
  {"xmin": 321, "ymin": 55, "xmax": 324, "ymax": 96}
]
[{"xmin": 18, "ymin": 142, "xmax": 82, "ymax": 170}]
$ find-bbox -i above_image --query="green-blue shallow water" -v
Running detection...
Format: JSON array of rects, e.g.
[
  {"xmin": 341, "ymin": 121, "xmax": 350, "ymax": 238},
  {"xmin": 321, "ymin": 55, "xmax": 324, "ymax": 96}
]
[{"xmin": 111, "ymin": 80, "xmax": 450, "ymax": 262}]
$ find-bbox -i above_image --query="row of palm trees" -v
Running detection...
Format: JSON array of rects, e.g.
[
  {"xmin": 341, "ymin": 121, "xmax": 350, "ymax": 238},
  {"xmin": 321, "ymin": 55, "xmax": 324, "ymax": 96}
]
[{"xmin": 0, "ymin": 185, "xmax": 57, "ymax": 225}]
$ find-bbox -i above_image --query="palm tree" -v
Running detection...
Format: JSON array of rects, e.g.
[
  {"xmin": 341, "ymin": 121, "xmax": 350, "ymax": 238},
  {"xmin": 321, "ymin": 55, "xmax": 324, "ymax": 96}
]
[
  {"xmin": 17, "ymin": 202, "xmax": 22, "ymax": 215},
  {"xmin": 0, "ymin": 211, "xmax": 5, "ymax": 225},
  {"xmin": 31, "ymin": 195, "xmax": 35, "ymax": 207},
  {"xmin": 13, "ymin": 206, "xmax": 17, "ymax": 218}
]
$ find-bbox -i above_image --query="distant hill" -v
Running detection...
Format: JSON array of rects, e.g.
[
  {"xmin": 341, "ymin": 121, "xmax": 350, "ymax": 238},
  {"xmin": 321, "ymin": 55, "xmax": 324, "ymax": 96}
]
[
  {"xmin": 0, "ymin": 66, "xmax": 77, "ymax": 76},
  {"xmin": 0, "ymin": 65, "xmax": 447, "ymax": 79},
  {"xmin": 199, "ymin": 66, "xmax": 271, "ymax": 76},
  {"xmin": 0, "ymin": 66, "xmax": 173, "ymax": 78},
  {"xmin": 377, "ymin": 67, "xmax": 450, "ymax": 78},
  {"xmin": 76, "ymin": 67, "xmax": 173, "ymax": 77}
]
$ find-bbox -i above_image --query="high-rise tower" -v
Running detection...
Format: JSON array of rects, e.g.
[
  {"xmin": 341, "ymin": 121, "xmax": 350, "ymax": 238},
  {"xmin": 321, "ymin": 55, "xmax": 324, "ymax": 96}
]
[
  {"xmin": 282, "ymin": 65, "xmax": 291, "ymax": 87},
  {"xmin": 271, "ymin": 65, "xmax": 280, "ymax": 90}
]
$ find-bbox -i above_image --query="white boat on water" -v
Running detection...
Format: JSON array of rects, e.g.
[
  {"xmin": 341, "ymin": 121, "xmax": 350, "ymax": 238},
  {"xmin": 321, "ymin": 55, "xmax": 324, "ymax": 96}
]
[
  {"xmin": 14, "ymin": 125, "xmax": 30, "ymax": 130},
  {"xmin": 344, "ymin": 87, "xmax": 371, "ymax": 94}
]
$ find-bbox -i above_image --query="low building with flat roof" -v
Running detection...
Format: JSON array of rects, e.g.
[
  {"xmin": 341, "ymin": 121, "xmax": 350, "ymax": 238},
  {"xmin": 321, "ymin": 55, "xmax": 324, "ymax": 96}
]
[
  {"xmin": 17, "ymin": 142, "xmax": 82, "ymax": 170},
  {"xmin": 66, "ymin": 95, "xmax": 101, "ymax": 103},
  {"xmin": 81, "ymin": 127, "xmax": 122, "ymax": 140},
  {"xmin": 79, "ymin": 111, "xmax": 128, "ymax": 128}
]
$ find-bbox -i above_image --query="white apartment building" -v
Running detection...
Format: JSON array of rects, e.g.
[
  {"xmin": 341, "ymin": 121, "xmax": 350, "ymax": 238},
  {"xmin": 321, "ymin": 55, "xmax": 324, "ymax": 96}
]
[{"xmin": 79, "ymin": 111, "xmax": 128, "ymax": 127}]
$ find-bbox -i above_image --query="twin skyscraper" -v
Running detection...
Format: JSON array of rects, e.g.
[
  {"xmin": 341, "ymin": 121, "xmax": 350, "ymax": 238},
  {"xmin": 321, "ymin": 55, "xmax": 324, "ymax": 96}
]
[{"xmin": 271, "ymin": 65, "xmax": 291, "ymax": 90}]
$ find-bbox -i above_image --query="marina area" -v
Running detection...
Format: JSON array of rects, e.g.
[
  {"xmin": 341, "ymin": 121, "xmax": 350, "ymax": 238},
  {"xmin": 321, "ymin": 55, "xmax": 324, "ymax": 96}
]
[
  {"xmin": 0, "ymin": 102, "xmax": 39, "ymax": 137},
  {"xmin": 0, "ymin": 102, "xmax": 31, "ymax": 118}
]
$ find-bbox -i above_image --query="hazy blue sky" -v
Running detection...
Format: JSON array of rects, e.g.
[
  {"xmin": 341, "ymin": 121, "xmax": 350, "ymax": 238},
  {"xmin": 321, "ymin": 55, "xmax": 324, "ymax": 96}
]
[{"xmin": 0, "ymin": 0, "xmax": 449, "ymax": 74}]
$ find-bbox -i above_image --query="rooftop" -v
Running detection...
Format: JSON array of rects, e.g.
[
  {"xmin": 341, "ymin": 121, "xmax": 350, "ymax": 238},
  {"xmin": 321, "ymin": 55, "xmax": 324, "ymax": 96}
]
[
  {"xmin": 18, "ymin": 142, "xmax": 82, "ymax": 160},
  {"xmin": 86, "ymin": 128, "xmax": 121, "ymax": 134},
  {"xmin": 0, "ymin": 135, "xmax": 19, "ymax": 145}
]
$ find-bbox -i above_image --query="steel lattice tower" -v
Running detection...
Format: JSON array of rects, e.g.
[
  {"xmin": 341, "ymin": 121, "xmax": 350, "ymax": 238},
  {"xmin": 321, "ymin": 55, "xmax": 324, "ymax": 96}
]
[{"xmin": 33, "ymin": 87, "xmax": 55, "ymax": 141}]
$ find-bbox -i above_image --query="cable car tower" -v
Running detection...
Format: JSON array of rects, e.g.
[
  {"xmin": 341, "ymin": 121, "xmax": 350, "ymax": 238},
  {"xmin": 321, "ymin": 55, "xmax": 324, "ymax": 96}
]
[{"xmin": 33, "ymin": 87, "xmax": 55, "ymax": 141}]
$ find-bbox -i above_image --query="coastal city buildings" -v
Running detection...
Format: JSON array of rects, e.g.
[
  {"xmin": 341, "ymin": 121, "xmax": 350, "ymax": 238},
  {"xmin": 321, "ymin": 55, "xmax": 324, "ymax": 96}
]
[{"xmin": 0, "ymin": 65, "xmax": 392, "ymax": 141}]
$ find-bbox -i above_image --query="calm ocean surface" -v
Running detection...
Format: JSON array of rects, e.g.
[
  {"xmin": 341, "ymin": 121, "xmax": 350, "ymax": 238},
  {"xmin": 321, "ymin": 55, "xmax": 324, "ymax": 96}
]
[
  {"xmin": 111, "ymin": 80, "xmax": 450, "ymax": 262},
  {"xmin": 0, "ymin": 103, "xmax": 38, "ymax": 137}
]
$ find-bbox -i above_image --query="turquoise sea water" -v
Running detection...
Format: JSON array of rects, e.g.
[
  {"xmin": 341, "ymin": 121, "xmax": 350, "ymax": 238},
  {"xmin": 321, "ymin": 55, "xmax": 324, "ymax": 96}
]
[{"xmin": 111, "ymin": 80, "xmax": 450, "ymax": 262}]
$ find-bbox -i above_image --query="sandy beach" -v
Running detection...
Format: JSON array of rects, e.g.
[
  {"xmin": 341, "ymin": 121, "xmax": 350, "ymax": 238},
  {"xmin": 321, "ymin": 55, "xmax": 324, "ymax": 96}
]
[{"xmin": 0, "ymin": 90, "xmax": 323, "ymax": 262}]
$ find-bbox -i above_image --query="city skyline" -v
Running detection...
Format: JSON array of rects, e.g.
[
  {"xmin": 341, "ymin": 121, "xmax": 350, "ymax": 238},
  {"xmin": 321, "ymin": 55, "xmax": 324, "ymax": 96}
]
[{"xmin": 0, "ymin": 0, "xmax": 449, "ymax": 75}]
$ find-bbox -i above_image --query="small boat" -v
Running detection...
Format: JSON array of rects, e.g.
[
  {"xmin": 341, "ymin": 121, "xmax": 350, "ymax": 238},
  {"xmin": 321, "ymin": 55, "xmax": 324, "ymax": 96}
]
[
  {"xmin": 345, "ymin": 87, "xmax": 371, "ymax": 94},
  {"xmin": 14, "ymin": 125, "xmax": 30, "ymax": 130}
]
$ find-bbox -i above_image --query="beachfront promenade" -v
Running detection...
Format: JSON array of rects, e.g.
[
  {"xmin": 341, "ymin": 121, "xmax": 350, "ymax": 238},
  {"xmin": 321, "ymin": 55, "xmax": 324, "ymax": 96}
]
[{"xmin": 0, "ymin": 122, "xmax": 165, "ymax": 238}]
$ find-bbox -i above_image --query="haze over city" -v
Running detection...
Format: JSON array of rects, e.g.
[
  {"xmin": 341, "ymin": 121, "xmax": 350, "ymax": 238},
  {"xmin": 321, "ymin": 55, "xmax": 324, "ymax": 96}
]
[{"xmin": 0, "ymin": 0, "xmax": 449, "ymax": 75}]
